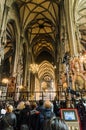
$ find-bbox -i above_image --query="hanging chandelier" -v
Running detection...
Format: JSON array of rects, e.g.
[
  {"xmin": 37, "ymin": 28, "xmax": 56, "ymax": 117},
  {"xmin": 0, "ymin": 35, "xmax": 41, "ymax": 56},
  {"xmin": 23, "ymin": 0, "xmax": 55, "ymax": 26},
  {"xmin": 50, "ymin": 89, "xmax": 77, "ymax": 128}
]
[{"xmin": 29, "ymin": 63, "xmax": 39, "ymax": 74}]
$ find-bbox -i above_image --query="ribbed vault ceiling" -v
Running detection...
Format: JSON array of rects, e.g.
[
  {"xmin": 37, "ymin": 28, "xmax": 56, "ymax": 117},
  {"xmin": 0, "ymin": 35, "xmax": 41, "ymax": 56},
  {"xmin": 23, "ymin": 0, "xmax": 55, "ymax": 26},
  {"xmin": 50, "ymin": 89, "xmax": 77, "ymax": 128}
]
[
  {"xmin": 15, "ymin": 0, "xmax": 59, "ymax": 57},
  {"xmin": 13, "ymin": 0, "xmax": 59, "ymax": 81},
  {"xmin": 4, "ymin": 0, "xmax": 86, "ymax": 82}
]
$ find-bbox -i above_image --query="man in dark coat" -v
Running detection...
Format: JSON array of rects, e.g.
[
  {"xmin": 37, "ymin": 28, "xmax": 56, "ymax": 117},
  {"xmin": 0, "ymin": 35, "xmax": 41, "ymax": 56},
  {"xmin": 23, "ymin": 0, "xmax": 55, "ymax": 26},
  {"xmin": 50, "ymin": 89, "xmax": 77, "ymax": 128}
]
[
  {"xmin": 30, "ymin": 101, "xmax": 40, "ymax": 130},
  {"xmin": 19, "ymin": 101, "xmax": 31, "ymax": 130}
]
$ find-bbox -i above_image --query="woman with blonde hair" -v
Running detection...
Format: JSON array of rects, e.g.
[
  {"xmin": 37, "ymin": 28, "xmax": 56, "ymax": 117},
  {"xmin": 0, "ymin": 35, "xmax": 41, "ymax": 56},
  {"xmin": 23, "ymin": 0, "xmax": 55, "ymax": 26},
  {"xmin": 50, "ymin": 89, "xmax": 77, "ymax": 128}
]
[
  {"xmin": 19, "ymin": 100, "xmax": 31, "ymax": 130},
  {"xmin": 0, "ymin": 104, "xmax": 17, "ymax": 130},
  {"xmin": 16, "ymin": 101, "xmax": 25, "ymax": 110},
  {"xmin": 14, "ymin": 101, "xmax": 25, "ymax": 130}
]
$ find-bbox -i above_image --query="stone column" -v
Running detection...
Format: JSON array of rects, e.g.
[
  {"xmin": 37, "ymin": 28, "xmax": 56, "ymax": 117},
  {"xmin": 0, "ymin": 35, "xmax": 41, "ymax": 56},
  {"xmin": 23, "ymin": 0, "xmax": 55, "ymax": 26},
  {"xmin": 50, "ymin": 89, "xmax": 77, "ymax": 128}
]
[{"xmin": 64, "ymin": 0, "xmax": 78, "ymax": 56}]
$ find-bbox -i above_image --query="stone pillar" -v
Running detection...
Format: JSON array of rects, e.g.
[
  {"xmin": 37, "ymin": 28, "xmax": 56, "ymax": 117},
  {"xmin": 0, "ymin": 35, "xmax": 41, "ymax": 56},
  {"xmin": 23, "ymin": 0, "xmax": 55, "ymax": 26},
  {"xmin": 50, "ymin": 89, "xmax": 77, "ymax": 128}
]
[
  {"xmin": 30, "ymin": 73, "xmax": 35, "ymax": 93},
  {"xmin": 35, "ymin": 74, "xmax": 40, "ymax": 100},
  {"xmin": 64, "ymin": 0, "xmax": 78, "ymax": 56}
]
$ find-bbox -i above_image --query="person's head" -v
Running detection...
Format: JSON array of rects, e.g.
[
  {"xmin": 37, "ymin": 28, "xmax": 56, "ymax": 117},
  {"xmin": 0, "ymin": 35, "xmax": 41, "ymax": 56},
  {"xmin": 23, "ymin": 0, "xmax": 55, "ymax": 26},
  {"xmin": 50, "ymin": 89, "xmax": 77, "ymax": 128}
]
[
  {"xmin": 46, "ymin": 117, "xmax": 69, "ymax": 130},
  {"xmin": 44, "ymin": 100, "xmax": 52, "ymax": 109},
  {"xmin": 17, "ymin": 101, "xmax": 25, "ymax": 110},
  {"xmin": 25, "ymin": 100, "xmax": 30, "ymax": 106},
  {"xmin": 31, "ymin": 101, "xmax": 37, "ymax": 110},
  {"xmin": 6, "ymin": 104, "xmax": 14, "ymax": 113},
  {"xmin": 0, "ymin": 101, "xmax": 3, "ymax": 109},
  {"xmin": 38, "ymin": 100, "xmax": 44, "ymax": 106}
]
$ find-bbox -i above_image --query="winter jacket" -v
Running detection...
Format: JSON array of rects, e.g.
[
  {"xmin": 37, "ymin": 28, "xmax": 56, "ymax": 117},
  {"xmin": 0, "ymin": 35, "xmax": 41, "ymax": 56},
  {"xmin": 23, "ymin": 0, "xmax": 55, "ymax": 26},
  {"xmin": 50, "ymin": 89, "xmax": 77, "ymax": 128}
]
[
  {"xmin": 0, "ymin": 112, "xmax": 17, "ymax": 130},
  {"xmin": 30, "ymin": 109, "xmax": 40, "ymax": 130},
  {"xmin": 19, "ymin": 105, "xmax": 31, "ymax": 130}
]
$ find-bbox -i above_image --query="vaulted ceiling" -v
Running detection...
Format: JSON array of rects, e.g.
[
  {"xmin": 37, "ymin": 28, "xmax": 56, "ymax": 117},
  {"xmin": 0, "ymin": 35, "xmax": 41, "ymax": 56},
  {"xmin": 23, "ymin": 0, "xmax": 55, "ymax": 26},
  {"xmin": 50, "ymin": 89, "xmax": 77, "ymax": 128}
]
[
  {"xmin": 14, "ymin": 0, "xmax": 59, "ymax": 63},
  {"xmin": 1, "ymin": 0, "xmax": 86, "ymax": 83},
  {"xmin": 0, "ymin": 0, "xmax": 60, "ymax": 83},
  {"xmin": 5, "ymin": 0, "xmax": 59, "ymax": 81}
]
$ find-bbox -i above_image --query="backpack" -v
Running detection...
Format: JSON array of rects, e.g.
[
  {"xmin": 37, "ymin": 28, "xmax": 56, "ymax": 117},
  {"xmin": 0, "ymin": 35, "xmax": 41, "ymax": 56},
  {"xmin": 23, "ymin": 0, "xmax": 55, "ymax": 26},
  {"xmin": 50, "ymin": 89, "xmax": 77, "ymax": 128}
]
[{"xmin": 40, "ymin": 111, "xmax": 55, "ymax": 130}]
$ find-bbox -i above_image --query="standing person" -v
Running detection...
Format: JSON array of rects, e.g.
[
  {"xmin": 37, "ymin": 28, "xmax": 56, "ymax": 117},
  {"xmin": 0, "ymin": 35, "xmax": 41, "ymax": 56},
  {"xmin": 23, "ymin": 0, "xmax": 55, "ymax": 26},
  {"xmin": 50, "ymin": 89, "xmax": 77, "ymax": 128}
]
[
  {"xmin": 19, "ymin": 101, "xmax": 31, "ymax": 130},
  {"xmin": 0, "ymin": 104, "xmax": 17, "ymax": 130},
  {"xmin": 53, "ymin": 100, "xmax": 60, "ymax": 117},
  {"xmin": 30, "ymin": 101, "xmax": 40, "ymax": 130},
  {"xmin": 0, "ymin": 102, "xmax": 6, "ymax": 129},
  {"xmin": 14, "ymin": 101, "xmax": 25, "ymax": 130},
  {"xmin": 36, "ymin": 100, "xmax": 44, "ymax": 113},
  {"xmin": 43, "ymin": 100, "xmax": 55, "ymax": 119},
  {"xmin": 36, "ymin": 100, "xmax": 45, "ymax": 130},
  {"xmin": 0, "ymin": 101, "xmax": 6, "ymax": 117},
  {"xmin": 41, "ymin": 100, "xmax": 55, "ymax": 130}
]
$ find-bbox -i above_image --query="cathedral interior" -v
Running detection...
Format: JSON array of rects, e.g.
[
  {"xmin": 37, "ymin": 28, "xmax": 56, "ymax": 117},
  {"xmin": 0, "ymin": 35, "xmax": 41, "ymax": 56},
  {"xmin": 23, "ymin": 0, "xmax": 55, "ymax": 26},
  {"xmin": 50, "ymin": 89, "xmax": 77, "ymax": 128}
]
[{"xmin": 0, "ymin": 0, "xmax": 86, "ymax": 102}]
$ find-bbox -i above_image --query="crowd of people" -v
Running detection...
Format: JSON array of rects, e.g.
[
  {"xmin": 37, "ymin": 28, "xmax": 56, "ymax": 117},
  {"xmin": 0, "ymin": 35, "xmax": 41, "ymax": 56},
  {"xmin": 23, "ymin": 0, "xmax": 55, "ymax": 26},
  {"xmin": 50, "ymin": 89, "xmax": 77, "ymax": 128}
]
[{"xmin": 0, "ymin": 98, "xmax": 86, "ymax": 130}]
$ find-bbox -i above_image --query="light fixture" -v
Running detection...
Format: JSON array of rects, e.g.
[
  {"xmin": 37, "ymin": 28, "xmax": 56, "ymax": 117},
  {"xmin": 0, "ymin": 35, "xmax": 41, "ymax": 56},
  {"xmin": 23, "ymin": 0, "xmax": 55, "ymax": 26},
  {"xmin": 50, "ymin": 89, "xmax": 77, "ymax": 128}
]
[
  {"xmin": 18, "ymin": 85, "xmax": 24, "ymax": 90},
  {"xmin": 29, "ymin": 63, "xmax": 39, "ymax": 74},
  {"xmin": 2, "ymin": 78, "xmax": 9, "ymax": 84}
]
